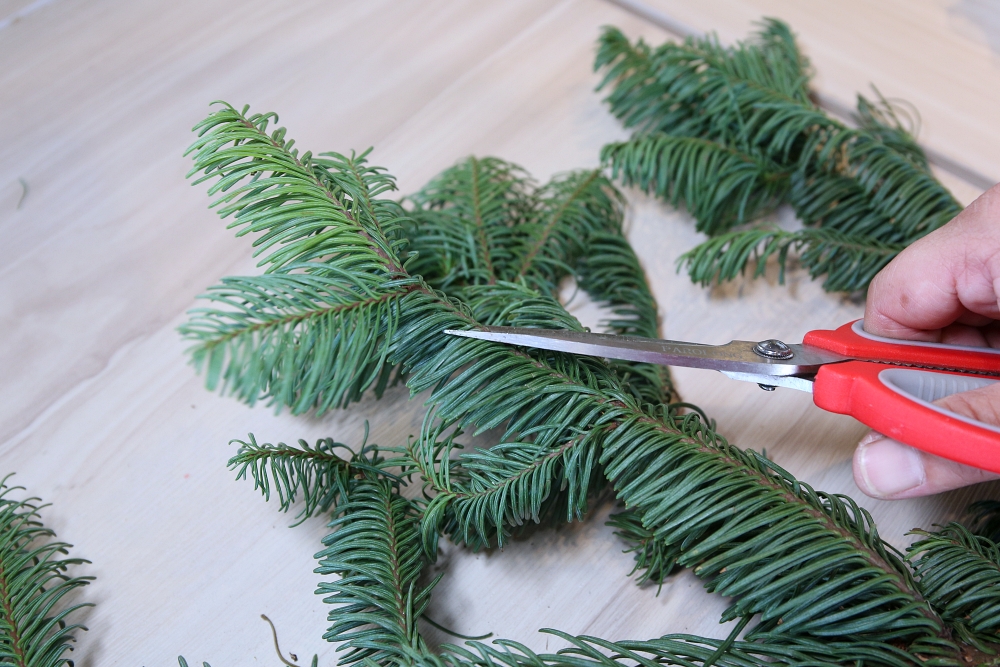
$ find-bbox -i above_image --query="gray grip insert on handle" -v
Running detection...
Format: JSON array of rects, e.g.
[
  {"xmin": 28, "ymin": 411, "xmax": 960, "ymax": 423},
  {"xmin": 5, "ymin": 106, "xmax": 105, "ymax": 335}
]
[{"xmin": 878, "ymin": 368, "xmax": 1000, "ymax": 434}]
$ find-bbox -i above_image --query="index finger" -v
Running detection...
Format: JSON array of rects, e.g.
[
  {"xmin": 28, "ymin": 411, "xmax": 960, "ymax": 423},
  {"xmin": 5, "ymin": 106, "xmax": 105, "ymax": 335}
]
[{"xmin": 864, "ymin": 184, "xmax": 1000, "ymax": 346}]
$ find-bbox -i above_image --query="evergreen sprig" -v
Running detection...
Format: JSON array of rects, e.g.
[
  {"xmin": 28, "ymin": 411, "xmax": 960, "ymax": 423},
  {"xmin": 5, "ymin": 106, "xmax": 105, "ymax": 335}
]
[
  {"xmin": 595, "ymin": 20, "xmax": 962, "ymax": 294},
  {"xmin": 315, "ymin": 472, "xmax": 437, "ymax": 666},
  {"xmin": 606, "ymin": 506, "xmax": 680, "ymax": 589},
  {"xmin": 0, "ymin": 478, "xmax": 92, "ymax": 667},
  {"xmin": 681, "ymin": 226, "xmax": 903, "ymax": 293},
  {"xmin": 908, "ymin": 523, "xmax": 1000, "ymax": 648},
  {"xmin": 601, "ymin": 134, "xmax": 790, "ymax": 234},
  {"xmin": 180, "ymin": 105, "xmax": 415, "ymax": 413},
  {"xmin": 179, "ymin": 103, "xmax": 1000, "ymax": 665},
  {"xmin": 228, "ymin": 434, "xmax": 387, "ymax": 524}
]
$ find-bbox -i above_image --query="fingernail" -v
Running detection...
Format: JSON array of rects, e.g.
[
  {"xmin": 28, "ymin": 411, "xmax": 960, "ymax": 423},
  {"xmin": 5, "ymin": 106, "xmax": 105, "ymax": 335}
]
[{"xmin": 856, "ymin": 435, "xmax": 926, "ymax": 498}]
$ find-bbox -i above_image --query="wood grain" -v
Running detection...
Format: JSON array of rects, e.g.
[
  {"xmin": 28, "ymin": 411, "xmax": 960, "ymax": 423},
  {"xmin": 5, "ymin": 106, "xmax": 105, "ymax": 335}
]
[{"xmin": 0, "ymin": 1, "xmax": 997, "ymax": 664}]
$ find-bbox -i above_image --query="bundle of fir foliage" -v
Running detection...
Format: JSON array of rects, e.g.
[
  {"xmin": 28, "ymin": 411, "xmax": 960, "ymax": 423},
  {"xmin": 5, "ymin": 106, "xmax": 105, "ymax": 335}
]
[
  {"xmin": 0, "ymin": 477, "xmax": 92, "ymax": 667},
  {"xmin": 5, "ymin": 22, "xmax": 997, "ymax": 667},
  {"xmin": 164, "ymin": 101, "xmax": 1000, "ymax": 667},
  {"xmin": 2, "ymin": 92, "xmax": 998, "ymax": 665},
  {"xmin": 595, "ymin": 20, "xmax": 963, "ymax": 293}
]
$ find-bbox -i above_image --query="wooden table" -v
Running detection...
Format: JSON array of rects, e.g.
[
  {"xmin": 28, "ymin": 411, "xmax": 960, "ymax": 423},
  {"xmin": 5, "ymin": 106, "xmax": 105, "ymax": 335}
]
[{"xmin": 2, "ymin": 1, "xmax": 998, "ymax": 663}]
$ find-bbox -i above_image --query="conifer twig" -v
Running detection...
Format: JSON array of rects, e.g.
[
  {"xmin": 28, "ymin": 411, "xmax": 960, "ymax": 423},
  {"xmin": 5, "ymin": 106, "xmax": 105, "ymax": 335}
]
[
  {"xmin": 180, "ymin": 101, "xmax": 1000, "ymax": 666},
  {"xmin": 595, "ymin": 20, "xmax": 962, "ymax": 294}
]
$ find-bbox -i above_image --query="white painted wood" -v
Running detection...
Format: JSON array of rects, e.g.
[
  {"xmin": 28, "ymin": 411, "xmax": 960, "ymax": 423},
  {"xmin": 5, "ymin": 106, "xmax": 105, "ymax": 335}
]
[{"xmin": 0, "ymin": 1, "xmax": 996, "ymax": 664}]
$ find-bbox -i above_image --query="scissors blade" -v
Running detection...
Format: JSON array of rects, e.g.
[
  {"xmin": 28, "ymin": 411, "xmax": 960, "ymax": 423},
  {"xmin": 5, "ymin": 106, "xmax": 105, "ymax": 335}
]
[{"xmin": 444, "ymin": 327, "xmax": 846, "ymax": 380}]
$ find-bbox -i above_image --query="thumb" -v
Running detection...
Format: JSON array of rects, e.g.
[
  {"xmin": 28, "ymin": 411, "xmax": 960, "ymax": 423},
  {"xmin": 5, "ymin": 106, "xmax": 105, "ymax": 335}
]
[{"xmin": 853, "ymin": 382, "xmax": 1000, "ymax": 499}]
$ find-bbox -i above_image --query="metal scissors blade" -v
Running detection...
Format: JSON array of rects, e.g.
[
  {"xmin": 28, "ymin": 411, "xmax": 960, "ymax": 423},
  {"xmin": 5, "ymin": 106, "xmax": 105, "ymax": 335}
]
[
  {"xmin": 444, "ymin": 327, "xmax": 848, "ymax": 391},
  {"xmin": 445, "ymin": 322, "xmax": 1000, "ymax": 472}
]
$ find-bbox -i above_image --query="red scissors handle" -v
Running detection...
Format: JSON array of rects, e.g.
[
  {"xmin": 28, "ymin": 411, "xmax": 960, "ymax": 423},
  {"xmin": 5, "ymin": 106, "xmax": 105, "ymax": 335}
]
[
  {"xmin": 805, "ymin": 321, "xmax": 1000, "ymax": 473},
  {"xmin": 804, "ymin": 320, "xmax": 1000, "ymax": 373},
  {"xmin": 813, "ymin": 362, "xmax": 1000, "ymax": 473}
]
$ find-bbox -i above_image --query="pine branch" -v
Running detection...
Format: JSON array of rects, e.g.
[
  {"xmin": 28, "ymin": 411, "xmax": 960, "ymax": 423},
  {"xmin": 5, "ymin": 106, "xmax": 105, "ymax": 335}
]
[
  {"xmin": 0, "ymin": 479, "xmax": 92, "ymax": 667},
  {"xmin": 908, "ymin": 523, "xmax": 1000, "ymax": 646}
]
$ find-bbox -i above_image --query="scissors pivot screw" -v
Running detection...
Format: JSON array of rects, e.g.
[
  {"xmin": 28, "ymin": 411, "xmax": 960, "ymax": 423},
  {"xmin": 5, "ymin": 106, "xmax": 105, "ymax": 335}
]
[{"xmin": 753, "ymin": 339, "xmax": 794, "ymax": 360}]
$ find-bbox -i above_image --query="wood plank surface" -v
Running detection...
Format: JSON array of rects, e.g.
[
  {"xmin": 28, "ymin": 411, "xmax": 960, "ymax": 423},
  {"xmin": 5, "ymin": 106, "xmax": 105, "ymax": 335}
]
[{"xmin": 0, "ymin": 1, "xmax": 997, "ymax": 664}]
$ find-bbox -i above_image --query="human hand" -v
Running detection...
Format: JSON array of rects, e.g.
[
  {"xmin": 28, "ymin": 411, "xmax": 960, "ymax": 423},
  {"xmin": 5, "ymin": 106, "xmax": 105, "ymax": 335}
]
[{"xmin": 853, "ymin": 183, "xmax": 1000, "ymax": 499}]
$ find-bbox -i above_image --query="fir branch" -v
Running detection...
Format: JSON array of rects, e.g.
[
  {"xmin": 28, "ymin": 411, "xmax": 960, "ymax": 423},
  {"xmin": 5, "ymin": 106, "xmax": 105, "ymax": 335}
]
[
  {"xmin": 602, "ymin": 133, "xmax": 790, "ymax": 234},
  {"xmin": 186, "ymin": 103, "xmax": 406, "ymax": 275},
  {"xmin": 404, "ymin": 157, "xmax": 535, "ymax": 289},
  {"xmin": 607, "ymin": 507, "xmax": 680, "ymax": 589},
  {"xmin": 181, "ymin": 103, "xmax": 421, "ymax": 412},
  {"xmin": 406, "ymin": 164, "xmax": 627, "ymax": 299},
  {"xmin": 306, "ymin": 470, "xmax": 969, "ymax": 667},
  {"xmin": 500, "ymin": 630, "xmax": 949, "ymax": 667},
  {"xmin": 437, "ymin": 623, "xmax": 958, "ymax": 667},
  {"xmin": 574, "ymin": 232, "xmax": 674, "ymax": 405},
  {"xmin": 575, "ymin": 233, "xmax": 657, "ymax": 339},
  {"xmin": 804, "ymin": 129, "xmax": 959, "ymax": 240},
  {"xmin": 183, "ymin": 105, "xmax": 979, "ymax": 660},
  {"xmin": 0, "ymin": 479, "xmax": 92, "ymax": 667},
  {"xmin": 599, "ymin": 412, "xmax": 947, "ymax": 647},
  {"xmin": 908, "ymin": 523, "xmax": 1000, "ymax": 645},
  {"xmin": 594, "ymin": 20, "xmax": 812, "ymax": 139},
  {"xmin": 512, "ymin": 170, "xmax": 622, "ymax": 293},
  {"xmin": 399, "ymin": 284, "xmax": 608, "ymax": 551},
  {"xmin": 787, "ymin": 170, "xmax": 909, "ymax": 242},
  {"xmin": 594, "ymin": 28, "xmax": 681, "ymax": 137},
  {"xmin": 180, "ymin": 272, "xmax": 417, "ymax": 412},
  {"xmin": 680, "ymin": 227, "xmax": 902, "ymax": 293},
  {"xmin": 401, "ymin": 294, "xmax": 950, "ymax": 647},
  {"xmin": 595, "ymin": 21, "xmax": 961, "ymax": 294},
  {"xmin": 412, "ymin": 419, "xmax": 599, "ymax": 554},
  {"xmin": 315, "ymin": 472, "xmax": 437, "ymax": 667},
  {"xmin": 228, "ymin": 434, "xmax": 382, "ymax": 524},
  {"xmin": 855, "ymin": 91, "xmax": 928, "ymax": 172}
]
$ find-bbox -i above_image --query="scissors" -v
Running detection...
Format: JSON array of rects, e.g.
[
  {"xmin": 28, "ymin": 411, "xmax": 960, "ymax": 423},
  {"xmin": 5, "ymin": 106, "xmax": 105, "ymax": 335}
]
[{"xmin": 445, "ymin": 320, "xmax": 1000, "ymax": 473}]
